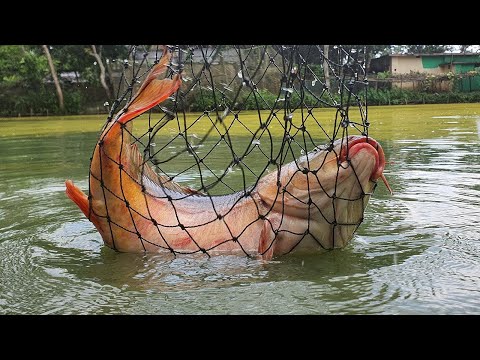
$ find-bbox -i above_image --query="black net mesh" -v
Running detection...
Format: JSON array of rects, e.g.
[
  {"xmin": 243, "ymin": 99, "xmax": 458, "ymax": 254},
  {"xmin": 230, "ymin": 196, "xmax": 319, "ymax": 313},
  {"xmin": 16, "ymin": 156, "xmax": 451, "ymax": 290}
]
[{"xmin": 82, "ymin": 45, "xmax": 379, "ymax": 259}]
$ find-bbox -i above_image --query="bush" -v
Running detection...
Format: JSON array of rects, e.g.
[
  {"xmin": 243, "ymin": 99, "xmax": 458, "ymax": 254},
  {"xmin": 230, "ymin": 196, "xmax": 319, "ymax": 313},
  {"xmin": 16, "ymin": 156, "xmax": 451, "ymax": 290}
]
[
  {"xmin": 365, "ymin": 87, "xmax": 480, "ymax": 106},
  {"xmin": 3, "ymin": 82, "xmax": 480, "ymax": 118},
  {"xmin": 0, "ymin": 84, "xmax": 87, "ymax": 116},
  {"xmin": 188, "ymin": 89, "xmax": 217, "ymax": 112},
  {"xmin": 242, "ymin": 89, "xmax": 279, "ymax": 110},
  {"xmin": 63, "ymin": 90, "xmax": 85, "ymax": 114}
]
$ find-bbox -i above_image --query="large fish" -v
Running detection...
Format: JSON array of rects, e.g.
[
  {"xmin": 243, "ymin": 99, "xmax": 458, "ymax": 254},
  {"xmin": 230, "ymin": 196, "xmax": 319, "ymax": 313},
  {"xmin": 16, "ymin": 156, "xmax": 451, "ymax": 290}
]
[{"xmin": 66, "ymin": 49, "xmax": 392, "ymax": 260}]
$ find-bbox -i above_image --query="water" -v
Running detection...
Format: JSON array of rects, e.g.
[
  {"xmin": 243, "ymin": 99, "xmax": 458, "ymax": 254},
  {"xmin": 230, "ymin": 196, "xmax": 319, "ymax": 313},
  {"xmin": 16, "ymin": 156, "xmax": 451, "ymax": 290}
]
[{"xmin": 1, "ymin": 104, "xmax": 480, "ymax": 314}]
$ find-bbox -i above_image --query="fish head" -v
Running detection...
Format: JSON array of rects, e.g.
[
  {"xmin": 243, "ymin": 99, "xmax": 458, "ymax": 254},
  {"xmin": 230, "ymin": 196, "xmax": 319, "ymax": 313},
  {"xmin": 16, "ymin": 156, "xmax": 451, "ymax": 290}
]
[
  {"xmin": 258, "ymin": 135, "xmax": 391, "ymax": 252},
  {"xmin": 300, "ymin": 135, "xmax": 390, "ymax": 199}
]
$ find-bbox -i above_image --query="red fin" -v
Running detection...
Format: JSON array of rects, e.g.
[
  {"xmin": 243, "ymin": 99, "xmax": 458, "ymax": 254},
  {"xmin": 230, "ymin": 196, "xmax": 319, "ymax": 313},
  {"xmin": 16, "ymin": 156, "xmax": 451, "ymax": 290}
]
[
  {"xmin": 65, "ymin": 180, "xmax": 90, "ymax": 218},
  {"xmin": 258, "ymin": 222, "xmax": 274, "ymax": 260},
  {"xmin": 117, "ymin": 50, "xmax": 182, "ymax": 124}
]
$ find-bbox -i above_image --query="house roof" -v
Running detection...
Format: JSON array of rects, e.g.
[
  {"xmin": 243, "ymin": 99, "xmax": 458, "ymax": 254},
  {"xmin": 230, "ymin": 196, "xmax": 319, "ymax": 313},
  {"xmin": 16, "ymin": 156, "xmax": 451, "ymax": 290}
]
[{"xmin": 387, "ymin": 53, "xmax": 479, "ymax": 57}]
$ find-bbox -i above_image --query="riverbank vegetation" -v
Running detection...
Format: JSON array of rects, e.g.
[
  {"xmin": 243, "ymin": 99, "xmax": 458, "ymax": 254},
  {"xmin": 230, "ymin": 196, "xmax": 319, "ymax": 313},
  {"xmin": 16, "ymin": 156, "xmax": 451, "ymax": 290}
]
[{"xmin": 1, "ymin": 45, "xmax": 479, "ymax": 117}]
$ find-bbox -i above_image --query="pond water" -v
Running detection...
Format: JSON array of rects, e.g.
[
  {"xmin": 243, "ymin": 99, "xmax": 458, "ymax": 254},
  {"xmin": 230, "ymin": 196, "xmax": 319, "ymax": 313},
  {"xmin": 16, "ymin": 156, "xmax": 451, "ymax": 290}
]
[{"xmin": 1, "ymin": 103, "xmax": 479, "ymax": 314}]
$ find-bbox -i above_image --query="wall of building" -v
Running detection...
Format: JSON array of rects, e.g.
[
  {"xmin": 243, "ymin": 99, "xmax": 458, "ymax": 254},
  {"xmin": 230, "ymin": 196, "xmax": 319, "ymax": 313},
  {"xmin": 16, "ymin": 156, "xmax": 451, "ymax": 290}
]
[{"xmin": 391, "ymin": 56, "xmax": 444, "ymax": 75}]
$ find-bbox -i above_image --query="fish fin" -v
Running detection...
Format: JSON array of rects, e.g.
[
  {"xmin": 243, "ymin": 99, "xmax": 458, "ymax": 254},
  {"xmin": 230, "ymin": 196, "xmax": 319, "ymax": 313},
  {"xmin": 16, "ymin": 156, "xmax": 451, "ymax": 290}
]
[
  {"xmin": 65, "ymin": 180, "xmax": 90, "ymax": 218},
  {"xmin": 128, "ymin": 143, "xmax": 200, "ymax": 195},
  {"xmin": 142, "ymin": 172, "xmax": 201, "ymax": 196},
  {"xmin": 156, "ymin": 174, "xmax": 200, "ymax": 195},
  {"xmin": 258, "ymin": 221, "xmax": 274, "ymax": 260},
  {"xmin": 116, "ymin": 50, "xmax": 182, "ymax": 124}
]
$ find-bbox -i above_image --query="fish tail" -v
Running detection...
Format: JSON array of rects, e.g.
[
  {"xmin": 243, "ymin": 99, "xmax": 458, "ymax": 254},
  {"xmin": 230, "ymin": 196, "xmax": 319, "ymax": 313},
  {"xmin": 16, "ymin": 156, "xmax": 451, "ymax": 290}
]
[
  {"xmin": 65, "ymin": 180, "xmax": 90, "ymax": 218},
  {"xmin": 116, "ymin": 50, "xmax": 182, "ymax": 125}
]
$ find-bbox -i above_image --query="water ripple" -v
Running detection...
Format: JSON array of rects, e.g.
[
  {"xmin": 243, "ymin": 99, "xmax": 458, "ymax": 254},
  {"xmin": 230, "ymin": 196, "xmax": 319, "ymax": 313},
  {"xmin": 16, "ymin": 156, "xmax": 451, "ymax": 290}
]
[{"xmin": 2, "ymin": 109, "xmax": 480, "ymax": 314}]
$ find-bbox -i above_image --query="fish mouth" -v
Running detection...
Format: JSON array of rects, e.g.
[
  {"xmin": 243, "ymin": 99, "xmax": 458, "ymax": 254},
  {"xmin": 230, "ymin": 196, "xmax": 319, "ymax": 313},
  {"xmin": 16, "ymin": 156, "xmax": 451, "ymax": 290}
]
[{"xmin": 338, "ymin": 136, "xmax": 392, "ymax": 195}]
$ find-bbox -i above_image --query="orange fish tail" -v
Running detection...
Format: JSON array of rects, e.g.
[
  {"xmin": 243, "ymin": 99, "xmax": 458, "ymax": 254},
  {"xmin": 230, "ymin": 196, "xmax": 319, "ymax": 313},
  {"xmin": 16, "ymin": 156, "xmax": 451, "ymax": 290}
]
[
  {"xmin": 116, "ymin": 49, "xmax": 182, "ymax": 124},
  {"xmin": 65, "ymin": 180, "xmax": 90, "ymax": 218}
]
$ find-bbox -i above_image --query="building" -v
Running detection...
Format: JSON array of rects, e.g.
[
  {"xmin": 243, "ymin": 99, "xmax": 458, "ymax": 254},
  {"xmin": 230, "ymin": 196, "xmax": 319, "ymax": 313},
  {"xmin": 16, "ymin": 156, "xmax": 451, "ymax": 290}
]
[{"xmin": 370, "ymin": 53, "xmax": 480, "ymax": 91}]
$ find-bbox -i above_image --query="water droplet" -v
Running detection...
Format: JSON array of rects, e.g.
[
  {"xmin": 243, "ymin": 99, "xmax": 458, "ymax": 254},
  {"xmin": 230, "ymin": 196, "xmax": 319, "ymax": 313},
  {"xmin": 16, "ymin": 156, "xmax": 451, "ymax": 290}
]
[
  {"xmin": 103, "ymin": 101, "xmax": 110, "ymax": 107},
  {"xmin": 252, "ymin": 139, "xmax": 260, "ymax": 146},
  {"xmin": 182, "ymin": 75, "xmax": 192, "ymax": 82},
  {"xmin": 93, "ymin": 61, "xmax": 97, "ymax": 66},
  {"xmin": 150, "ymin": 143, "xmax": 156, "ymax": 147},
  {"xmin": 221, "ymin": 83, "xmax": 233, "ymax": 92},
  {"xmin": 312, "ymin": 79, "xmax": 317, "ymax": 86},
  {"xmin": 237, "ymin": 70, "xmax": 243, "ymax": 79},
  {"xmin": 300, "ymin": 149, "xmax": 305, "ymax": 155},
  {"xmin": 220, "ymin": 107, "xmax": 229, "ymax": 119},
  {"xmin": 277, "ymin": 98, "xmax": 285, "ymax": 102},
  {"xmin": 282, "ymin": 87, "xmax": 294, "ymax": 94}
]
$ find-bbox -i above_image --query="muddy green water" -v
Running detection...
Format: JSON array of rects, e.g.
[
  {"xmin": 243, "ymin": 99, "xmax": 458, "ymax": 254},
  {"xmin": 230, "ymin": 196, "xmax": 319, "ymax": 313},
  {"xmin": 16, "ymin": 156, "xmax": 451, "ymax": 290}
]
[{"xmin": 1, "ymin": 104, "xmax": 479, "ymax": 314}]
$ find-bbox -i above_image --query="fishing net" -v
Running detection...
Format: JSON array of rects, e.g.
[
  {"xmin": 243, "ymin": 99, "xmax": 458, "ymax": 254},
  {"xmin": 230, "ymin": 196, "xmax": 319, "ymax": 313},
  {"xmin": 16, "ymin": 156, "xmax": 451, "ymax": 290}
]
[{"xmin": 87, "ymin": 45, "xmax": 373, "ymax": 258}]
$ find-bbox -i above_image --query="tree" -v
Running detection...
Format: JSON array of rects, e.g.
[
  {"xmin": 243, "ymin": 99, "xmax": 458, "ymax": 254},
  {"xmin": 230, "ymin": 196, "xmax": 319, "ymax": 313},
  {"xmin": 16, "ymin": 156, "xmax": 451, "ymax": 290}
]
[
  {"xmin": 87, "ymin": 45, "xmax": 112, "ymax": 99},
  {"xmin": 99, "ymin": 45, "xmax": 129, "ymax": 96},
  {"xmin": 42, "ymin": 45, "xmax": 64, "ymax": 112},
  {"xmin": 323, "ymin": 45, "xmax": 330, "ymax": 89},
  {"xmin": 406, "ymin": 45, "xmax": 453, "ymax": 54},
  {"xmin": 459, "ymin": 45, "xmax": 473, "ymax": 53},
  {"xmin": 0, "ymin": 46, "xmax": 48, "ymax": 87},
  {"xmin": 364, "ymin": 45, "xmax": 391, "ymax": 72}
]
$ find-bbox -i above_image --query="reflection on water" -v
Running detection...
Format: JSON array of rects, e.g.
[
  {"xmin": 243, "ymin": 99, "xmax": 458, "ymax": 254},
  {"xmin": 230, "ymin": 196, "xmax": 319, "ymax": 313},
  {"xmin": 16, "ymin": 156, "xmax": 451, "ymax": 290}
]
[{"xmin": 1, "ymin": 104, "xmax": 480, "ymax": 314}]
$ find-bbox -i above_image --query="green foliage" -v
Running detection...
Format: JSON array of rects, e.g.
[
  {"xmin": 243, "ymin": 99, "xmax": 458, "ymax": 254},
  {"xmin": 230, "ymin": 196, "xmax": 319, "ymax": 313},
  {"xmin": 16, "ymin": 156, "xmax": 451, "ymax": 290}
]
[
  {"xmin": 308, "ymin": 64, "xmax": 324, "ymax": 78},
  {"xmin": 188, "ymin": 89, "xmax": 217, "ymax": 112},
  {"xmin": 377, "ymin": 71, "xmax": 392, "ymax": 80},
  {"xmin": 63, "ymin": 90, "xmax": 85, "ymax": 114},
  {"xmin": 0, "ymin": 46, "xmax": 48, "ymax": 88},
  {"xmin": 242, "ymin": 89, "xmax": 279, "ymax": 110},
  {"xmin": 2, "ymin": 45, "xmax": 480, "ymax": 117},
  {"xmin": 189, "ymin": 87, "xmax": 336, "ymax": 112},
  {"xmin": 0, "ymin": 45, "xmax": 128, "ymax": 116},
  {"xmin": 406, "ymin": 45, "xmax": 453, "ymax": 54},
  {"xmin": 0, "ymin": 84, "xmax": 87, "ymax": 116},
  {"xmin": 366, "ymin": 87, "xmax": 480, "ymax": 106}
]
